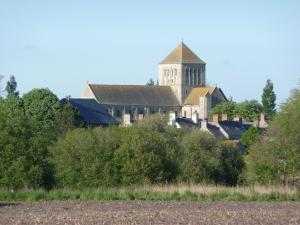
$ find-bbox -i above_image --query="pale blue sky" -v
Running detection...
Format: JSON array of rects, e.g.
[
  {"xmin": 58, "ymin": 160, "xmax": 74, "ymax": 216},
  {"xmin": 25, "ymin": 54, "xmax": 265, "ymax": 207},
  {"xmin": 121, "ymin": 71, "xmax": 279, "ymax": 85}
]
[{"xmin": 1, "ymin": 0, "xmax": 300, "ymax": 105}]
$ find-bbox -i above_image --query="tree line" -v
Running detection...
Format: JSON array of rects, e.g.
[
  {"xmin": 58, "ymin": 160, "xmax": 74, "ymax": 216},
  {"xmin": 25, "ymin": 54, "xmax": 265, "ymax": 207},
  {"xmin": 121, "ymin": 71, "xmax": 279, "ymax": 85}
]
[{"xmin": 0, "ymin": 76, "xmax": 299, "ymax": 189}]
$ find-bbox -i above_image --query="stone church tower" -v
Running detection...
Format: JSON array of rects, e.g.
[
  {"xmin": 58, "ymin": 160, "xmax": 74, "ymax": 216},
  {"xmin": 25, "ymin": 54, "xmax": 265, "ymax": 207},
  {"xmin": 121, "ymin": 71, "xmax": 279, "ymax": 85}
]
[{"xmin": 159, "ymin": 41, "xmax": 206, "ymax": 104}]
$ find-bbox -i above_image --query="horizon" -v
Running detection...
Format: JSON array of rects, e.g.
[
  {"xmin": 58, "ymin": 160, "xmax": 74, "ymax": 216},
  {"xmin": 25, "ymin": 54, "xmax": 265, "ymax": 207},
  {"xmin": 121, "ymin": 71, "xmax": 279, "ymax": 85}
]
[{"xmin": 1, "ymin": 0, "xmax": 300, "ymax": 105}]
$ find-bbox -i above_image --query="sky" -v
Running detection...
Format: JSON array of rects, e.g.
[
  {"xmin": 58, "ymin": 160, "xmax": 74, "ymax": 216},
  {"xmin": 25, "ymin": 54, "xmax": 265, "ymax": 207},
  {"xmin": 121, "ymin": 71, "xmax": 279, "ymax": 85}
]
[{"xmin": 1, "ymin": 0, "xmax": 300, "ymax": 105}]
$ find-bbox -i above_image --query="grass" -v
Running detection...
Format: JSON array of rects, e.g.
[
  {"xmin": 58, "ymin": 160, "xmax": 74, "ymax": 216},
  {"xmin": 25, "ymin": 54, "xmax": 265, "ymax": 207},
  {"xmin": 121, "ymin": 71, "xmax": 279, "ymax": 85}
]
[{"xmin": 0, "ymin": 184, "xmax": 299, "ymax": 201}]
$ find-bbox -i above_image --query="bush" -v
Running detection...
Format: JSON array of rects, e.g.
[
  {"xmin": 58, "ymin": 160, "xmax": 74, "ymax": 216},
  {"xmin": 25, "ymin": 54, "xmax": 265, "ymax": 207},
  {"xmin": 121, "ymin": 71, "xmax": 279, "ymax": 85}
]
[{"xmin": 246, "ymin": 87, "xmax": 300, "ymax": 186}]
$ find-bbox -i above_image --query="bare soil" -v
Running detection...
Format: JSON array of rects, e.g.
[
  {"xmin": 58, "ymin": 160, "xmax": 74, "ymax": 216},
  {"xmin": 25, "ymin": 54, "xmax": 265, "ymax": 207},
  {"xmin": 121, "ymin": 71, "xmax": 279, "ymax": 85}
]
[{"xmin": 0, "ymin": 201, "xmax": 299, "ymax": 225}]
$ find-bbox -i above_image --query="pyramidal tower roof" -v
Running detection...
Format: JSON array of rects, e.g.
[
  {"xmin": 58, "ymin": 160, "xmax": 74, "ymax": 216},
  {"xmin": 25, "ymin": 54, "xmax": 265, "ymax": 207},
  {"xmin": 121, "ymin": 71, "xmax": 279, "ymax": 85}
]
[{"xmin": 160, "ymin": 41, "xmax": 206, "ymax": 64}]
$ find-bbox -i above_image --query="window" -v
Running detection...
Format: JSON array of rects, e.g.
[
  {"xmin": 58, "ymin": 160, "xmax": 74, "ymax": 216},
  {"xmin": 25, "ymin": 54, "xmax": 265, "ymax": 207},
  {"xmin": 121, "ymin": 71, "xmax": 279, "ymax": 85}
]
[{"xmin": 184, "ymin": 110, "xmax": 187, "ymax": 117}]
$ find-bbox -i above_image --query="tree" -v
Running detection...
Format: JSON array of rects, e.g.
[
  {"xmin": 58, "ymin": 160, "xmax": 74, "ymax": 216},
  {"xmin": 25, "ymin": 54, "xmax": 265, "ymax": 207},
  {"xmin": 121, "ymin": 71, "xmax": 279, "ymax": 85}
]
[
  {"xmin": 210, "ymin": 101, "xmax": 237, "ymax": 120},
  {"xmin": 215, "ymin": 142, "xmax": 245, "ymax": 185},
  {"xmin": 236, "ymin": 100, "xmax": 262, "ymax": 121},
  {"xmin": 23, "ymin": 88, "xmax": 61, "ymax": 131},
  {"xmin": 146, "ymin": 78, "xmax": 155, "ymax": 86},
  {"xmin": 54, "ymin": 102, "xmax": 86, "ymax": 136},
  {"xmin": 261, "ymin": 79, "xmax": 276, "ymax": 119},
  {"xmin": 5, "ymin": 75, "xmax": 19, "ymax": 97},
  {"xmin": 113, "ymin": 126, "xmax": 171, "ymax": 185},
  {"xmin": 240, "ymin": 127, "xmax": 260, "ymax": 148},
  {"xmin": 180, "ymin": 130, "xmax": 218, "ymax": 183},
  {"xmin": 0, "ymin": 104, "xmax": 54, "ymax": 189},
  {"xmin": 247, "ymin": 86, "xmax": 300, "ymax": 185},
  {"xmin": 51, "ymin": 127, "xmax": 119, "ymax": 188}
]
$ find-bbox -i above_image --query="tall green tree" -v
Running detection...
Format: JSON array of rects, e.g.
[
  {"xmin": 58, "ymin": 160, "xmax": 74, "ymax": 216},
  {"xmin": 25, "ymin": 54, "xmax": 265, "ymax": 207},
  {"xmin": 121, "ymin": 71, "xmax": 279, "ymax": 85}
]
[
  {"xmin": 261, "ymin": 79, "xmax": 276, "ymax": 119},
  {"xmin": 5, "ymin": 75, "xmax": 19, "ymax": 97}
]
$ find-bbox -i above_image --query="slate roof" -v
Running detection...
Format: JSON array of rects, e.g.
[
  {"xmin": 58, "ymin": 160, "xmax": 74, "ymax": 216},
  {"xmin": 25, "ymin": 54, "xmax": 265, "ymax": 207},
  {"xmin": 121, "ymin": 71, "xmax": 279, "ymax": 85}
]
[
  {"xmin": 61, "ymin": 98, "xmax": 118, "ymax": 125},
  {"xmin": 206, "ymin": 123, "xmax": 226, "ymax": 139},
  {"xmin": 88, "ymin": 84, "xmax": 180, "ymax": 107},
  {"xmin": 160, "ymin": 42, "xmax": 206, "ymax": 64},
  {"xmin": 175, "ymin": 118, "xmax": 199, "ymax": 129},
  {"xmin": 218, "ymin": 121, "xmax": 248, "ymax": 140}
]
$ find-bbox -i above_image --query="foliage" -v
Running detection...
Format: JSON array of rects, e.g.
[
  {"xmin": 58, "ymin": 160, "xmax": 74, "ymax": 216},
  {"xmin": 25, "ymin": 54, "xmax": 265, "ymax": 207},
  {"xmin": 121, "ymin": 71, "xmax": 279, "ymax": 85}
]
[
  {"xmin": 146, "ymin": 78, "xmax": 155, "ymax": 86},
  {"xmin": 0, "ymin": 105, "xmax": 53, "ymax": 189},
  {"xmin": 247, "ymin": 86, "xmax": 300, "ymax": 185},
  {"xmin": 210, "ymin": 101, "xmax": 237, "ymax": 120},
  {"xmin": 180, "ymin": 130, "xmax": 218, "ymax": 183},
  {"xmin": 261, "ymin": 79, "xmax": 276, "ymax": 119},
  {"xmin": 215, "ymin": 142, "xmax": 245, "ymax": 185},
  {"xmin": 54, "ymin": 102, "xmax": 86, "ymax": 136},
  {"xmin": 236, "ymin": 100, "xmax": 262, "ymax": 121},
  {"xmin": 51, "ymin": 127, "xmax": 120, "ymax": 188},
  {"xmin": 211, "ymin": 100, "xmax": 262, "ymax": 122},
  {"xmin": 5, "ymin": 75, "xmax": 19, "ymax": 97},
  {"xmin": 23, "ymin": 88, "xmax": 61, "ymax": 131},
  {"xmin": 240, "ymin": 127, "xmax": 260, "ymax": 148}
]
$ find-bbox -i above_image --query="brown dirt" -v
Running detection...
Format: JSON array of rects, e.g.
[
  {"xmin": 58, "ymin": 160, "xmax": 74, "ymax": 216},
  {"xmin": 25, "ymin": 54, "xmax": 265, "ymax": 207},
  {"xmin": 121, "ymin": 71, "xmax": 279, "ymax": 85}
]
[{"xmin": 0, "ymin": 201, "xmax": 300, "ymax": 225}]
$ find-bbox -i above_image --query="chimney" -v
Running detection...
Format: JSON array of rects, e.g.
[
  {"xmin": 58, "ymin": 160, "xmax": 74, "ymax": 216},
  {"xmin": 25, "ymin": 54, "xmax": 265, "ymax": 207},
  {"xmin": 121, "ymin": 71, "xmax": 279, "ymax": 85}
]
[
  {"xmin": 201, "ymin": 119, "xmax": 208, "ymax": 130},
  {"xmin": 168, "ymin": 112, "xmax": 176, "ymax": 126},
  {"xmin": 213, "ymin": 114, "xmax": 219, "ymax": 124},
  {"xmin": 138, "ymin": 114, "xmax": 144, "ymax": 121},
  {"xmin": 233, "ymin": 116, "xmax": 242, "ymax": 124},
  {"xmin": 259, "ymin": 113, "xmax": 268, "ymax": 128},
  {"xmin": 221, "ymin": 114, "xmax": 228, "ymax": 121},
  {"xmin": 123, "ymin": 113, "xmax": 131, "ymax": 126},
  {"xmin": 66, "ymin": 95, "xmax": 71, "ymax": 101},
  {"xmin": 192, "ymin": 112, "xmax": 199, "ymax": 124}
]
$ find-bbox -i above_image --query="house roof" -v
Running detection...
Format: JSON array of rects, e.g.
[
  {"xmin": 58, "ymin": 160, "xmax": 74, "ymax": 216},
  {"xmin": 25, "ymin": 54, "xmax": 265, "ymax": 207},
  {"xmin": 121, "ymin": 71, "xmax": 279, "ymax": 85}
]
[
  {"xmin": 175, "ymin": 117, "xmax": 199, "ymax": 128},
  {"xmin": 160, "ymin": 42, "xmax": 206, "ymax": 64},
  {"xmin": 206, "ymin": 123, "xmax": 226, "ymax": 139},
  {"xmin": 88, "ymin": 84, "xmax": 180, "ymax": 107},
  {"xmin": 218, "ymin": 121, "xmax": 247, "ymax": 140},
  {"xmin": 61, "ymin": 98, "xmax": 118, "ymax": 125},
  {"xmin": 184, "ymin": 87, "xmax": 216, "ymax": 105}
]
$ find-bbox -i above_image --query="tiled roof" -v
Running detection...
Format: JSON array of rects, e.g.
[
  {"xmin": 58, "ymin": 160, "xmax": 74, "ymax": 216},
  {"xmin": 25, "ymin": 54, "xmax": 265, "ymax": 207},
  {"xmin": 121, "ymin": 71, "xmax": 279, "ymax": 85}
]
[
  {"xmin": 62, "ymin": 98, "xmax": 118, "ymax": 125},
  {"xmin": 184, "ymin": 87, "xmax": 216, "ymax": 105},
  {"xmin": 89, "ymin": 84, "xmax": 180, "ymax": 107},
  {"xmin": 160, "ymin": 42, "xmax": 206, "ymax": 64}
]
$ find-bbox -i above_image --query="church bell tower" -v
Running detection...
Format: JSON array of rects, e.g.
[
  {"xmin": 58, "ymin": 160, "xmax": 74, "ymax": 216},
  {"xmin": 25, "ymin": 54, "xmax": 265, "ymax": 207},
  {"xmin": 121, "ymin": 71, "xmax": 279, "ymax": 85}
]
[{"xmin": 159, "ymin": 41, "xmax": 206, "ymax": 104}]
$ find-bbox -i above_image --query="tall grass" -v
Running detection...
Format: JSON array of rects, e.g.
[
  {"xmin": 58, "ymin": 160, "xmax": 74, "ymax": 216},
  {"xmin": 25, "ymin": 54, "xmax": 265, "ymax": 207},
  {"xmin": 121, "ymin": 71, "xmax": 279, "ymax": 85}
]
[{"xmin": 0, "ymin": 184, "xmax": 299, "ymax": 201}]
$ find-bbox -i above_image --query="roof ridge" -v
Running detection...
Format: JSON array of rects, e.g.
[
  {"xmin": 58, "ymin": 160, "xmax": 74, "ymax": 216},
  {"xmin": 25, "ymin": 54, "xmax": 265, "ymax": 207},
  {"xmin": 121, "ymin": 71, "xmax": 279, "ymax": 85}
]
[{"xmin": 160, "ymin": 42, "xmax": 206, "ymax": 64}]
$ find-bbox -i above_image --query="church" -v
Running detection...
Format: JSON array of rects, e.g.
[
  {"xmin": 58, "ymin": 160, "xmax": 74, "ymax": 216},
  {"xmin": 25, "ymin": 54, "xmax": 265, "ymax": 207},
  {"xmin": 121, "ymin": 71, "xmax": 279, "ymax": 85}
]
[{"xmin": 79, "ymin": 41, "xmax": 227, "ymax": 121}]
